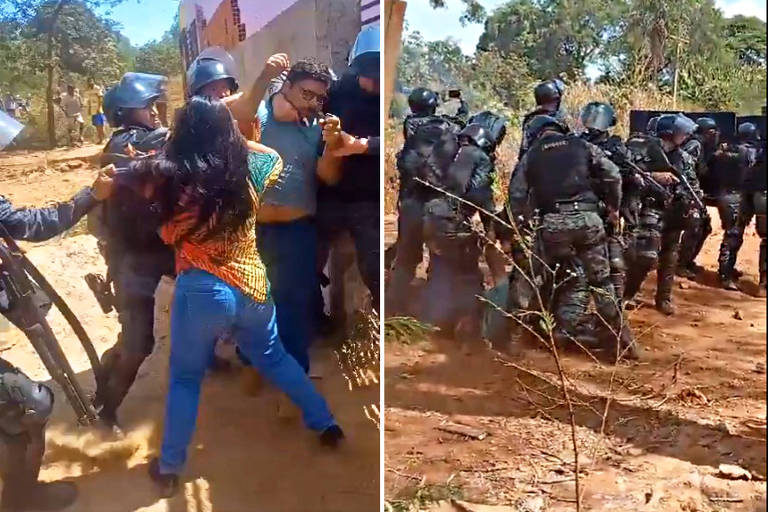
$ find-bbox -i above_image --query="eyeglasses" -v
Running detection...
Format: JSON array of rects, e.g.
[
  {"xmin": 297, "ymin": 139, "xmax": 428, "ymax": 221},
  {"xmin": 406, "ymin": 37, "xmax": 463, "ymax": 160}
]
[{"xmin": 296, "ymin": 85, "xmax": 327, "ymax": 105}]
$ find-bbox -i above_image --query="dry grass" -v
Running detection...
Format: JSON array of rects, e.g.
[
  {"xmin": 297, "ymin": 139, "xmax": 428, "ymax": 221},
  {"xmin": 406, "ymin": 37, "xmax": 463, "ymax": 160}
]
[{"xmin": 385, "ymin": 81, "xmax": 702, "ymax": 214}]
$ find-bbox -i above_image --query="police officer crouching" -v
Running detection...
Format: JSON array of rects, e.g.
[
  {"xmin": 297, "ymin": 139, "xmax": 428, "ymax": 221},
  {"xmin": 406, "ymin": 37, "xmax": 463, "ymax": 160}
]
[
  {"xmin": 90, "ymin": 73, "xmax": 175, "ymax": 431},
  {"xmin": 508, "ymin": 115, "xmax": 639, "ymax": 360}
]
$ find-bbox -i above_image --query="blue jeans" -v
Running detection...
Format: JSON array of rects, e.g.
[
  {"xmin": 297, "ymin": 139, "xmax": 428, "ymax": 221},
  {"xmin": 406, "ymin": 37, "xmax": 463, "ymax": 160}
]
[
  {"xmin": 256, "ymin": 218, "xmax": 319, "ymax": 372},
  {"xmin": 158, "ymin": 269, "xmax": 335, "ymax": 475}
]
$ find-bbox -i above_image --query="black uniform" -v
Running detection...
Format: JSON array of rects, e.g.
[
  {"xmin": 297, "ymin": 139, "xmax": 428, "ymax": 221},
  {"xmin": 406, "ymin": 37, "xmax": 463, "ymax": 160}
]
[
  {"xmin": 92, "ymin": 125, "xmax": 174, "ymax": 424},
  {"xmin": 388, "ymin": 115, "xmax": 462, "ymax": 314},
  {"xmin": 421, "ymin": 143, "xmax": 494, "ymax": 340},
  {"xmin": 718, "ymin": 142, "xmax": 765, "ymax": 287},
  {"xmin": 0, "ymin": 190, "xmax": 97, "ymax": 511},
  {"xmin": 508, "ymin": 131, "xmax": 635, "ymax": 353},
  {"xmin": 317, "ymin": 73, "xmax": 381, "ymax": 314}
]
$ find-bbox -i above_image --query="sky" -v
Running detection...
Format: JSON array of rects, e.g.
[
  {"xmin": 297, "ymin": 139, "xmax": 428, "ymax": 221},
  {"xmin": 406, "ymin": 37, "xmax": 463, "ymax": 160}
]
[
  {"xmin": 99, "ymin": 0, "xmax": 180, "ymax": 47},
  {"xmin": 405, "ymin": 0, "xmax": 767, "ymax": 56}
]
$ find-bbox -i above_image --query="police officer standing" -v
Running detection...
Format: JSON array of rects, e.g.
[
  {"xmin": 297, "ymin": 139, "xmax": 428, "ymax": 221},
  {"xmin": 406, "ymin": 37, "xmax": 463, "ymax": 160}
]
[
  {"xmin": 0, "ymin": 110, "xmax": 114, "ymax": 511},
  {"xmin": 518, "ymin": 79, "xmax": 567, "ymax": 159},
  {"xmin": 718, "ymin": 122, "xmax": 765, "ymax": 294},
  {"xmin": 677, "ymin": 117, "xmax": 719, "ymax": 279},
  {"xmin": 318, "ymin": 25, "xmax": 382, "ymax": 315},
  {"xmin": 507, "ymin": 115, "xmax": 638, "ymax": 360},
  {"xmin": 624, "ymin": 114, "xmax": 701, "ymax": 315},
  {"xmin": 91, "ymin": 73, "xmax": 175, "ymax": 431}
]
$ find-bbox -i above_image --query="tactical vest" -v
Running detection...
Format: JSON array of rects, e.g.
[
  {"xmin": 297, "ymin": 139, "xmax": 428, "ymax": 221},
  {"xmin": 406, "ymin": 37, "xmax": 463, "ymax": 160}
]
[
  {"xmin": 397, "ymin": 116, "xmax": 460, "ymax": 199},
  {"xmin": 709, "ymin": 143, "xmax": 744, "ymax": 193},
  {"xmin": 95, "ymin": 126, "xmax": 171, "ymax": 257},
  {"xmin": 525, "ymin": 133, "xmax": 597, "ymax": 213}
]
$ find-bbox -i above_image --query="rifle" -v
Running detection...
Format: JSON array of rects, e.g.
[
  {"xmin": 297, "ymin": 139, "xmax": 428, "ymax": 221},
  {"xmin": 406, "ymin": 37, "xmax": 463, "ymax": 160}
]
[
  {"xmin": 623, "ymin": 159, "xmax": 673, "ymax": 204},
  {"xmin": 0, "ymin": 225, "xmax": 101, "ymax": 425}
]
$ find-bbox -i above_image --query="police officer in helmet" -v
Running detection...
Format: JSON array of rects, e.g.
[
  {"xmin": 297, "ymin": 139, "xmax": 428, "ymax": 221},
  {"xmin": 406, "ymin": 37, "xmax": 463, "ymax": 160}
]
[
  {"xmin": 318, "ymin": 24, "xmax": 382, "ymax": 318},
  {"xmin": 508, "ymin": 114, "xmax": 639, "ymax": 360},
  {"xmin": 518, "ymin": 79, "xmax": 567, "ymax": 158},
  {"xmin": 186, "ymin": 47, "xmax": 240, "ymax": 99},
  {"xmin": 420, "ymin": 123, "xmax": 494, "ymax": 341},
  {"xmin": 403, "ymin": 87, "xmax": 440, "ymax": 139},
  {"xmin": 0, "ymin": 110, "xmax": 115, "ymax": 511},
  {"xmin": 91, "ymin": 72, "xmax": 175, "ymax": 432},
  {"xmin": 718, "ymin": 122, "xmax": 765, "ymax": 294},
  {"xmin": 624, "ymin": 114, "xmax": 702, "ymax": 315},
  {"xmin": 677, "ymin": 117, "xmax": 719, "ymax": 279}
]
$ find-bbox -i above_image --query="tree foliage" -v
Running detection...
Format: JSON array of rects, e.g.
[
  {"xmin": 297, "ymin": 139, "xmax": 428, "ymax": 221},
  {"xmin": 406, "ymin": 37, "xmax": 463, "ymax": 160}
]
[
  {"xmin": 134, "ymin": 11, "xmax": 182, "ymax": 77},
  {"xmin": 397, "ymin": 0, "xmax": 766, "ymax": 117}
]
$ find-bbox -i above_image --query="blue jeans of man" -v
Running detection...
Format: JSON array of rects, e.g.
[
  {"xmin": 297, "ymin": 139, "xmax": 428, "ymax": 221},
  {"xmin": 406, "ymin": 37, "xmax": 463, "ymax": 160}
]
[
  {"xmin": 158, "ymin": 269, "xmax": 335, "ymax": 475},
  {"xmin": 256, "ymin": 218, "xmax": 319, "ymax": 372}
]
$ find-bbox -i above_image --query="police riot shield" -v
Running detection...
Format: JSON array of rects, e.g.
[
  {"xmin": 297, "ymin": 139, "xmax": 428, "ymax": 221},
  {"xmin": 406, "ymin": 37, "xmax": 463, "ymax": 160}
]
[
  {"xmin": 0, "ymin": 110, "xmax": 24, "ymax": 150},
  {"xmin": 629, "ymin": 110, "xmax": 736, "ymax": 140}
]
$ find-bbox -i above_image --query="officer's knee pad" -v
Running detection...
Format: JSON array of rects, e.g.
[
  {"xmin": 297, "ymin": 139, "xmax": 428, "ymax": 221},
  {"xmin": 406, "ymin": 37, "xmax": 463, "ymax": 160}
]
[
  {"xmin": 636, "ymin": 250, "xmax": 658, "ymax": 271},
  {"xmin": 1, "ymin": 371, "xmax": 54, "ymax": 427}
]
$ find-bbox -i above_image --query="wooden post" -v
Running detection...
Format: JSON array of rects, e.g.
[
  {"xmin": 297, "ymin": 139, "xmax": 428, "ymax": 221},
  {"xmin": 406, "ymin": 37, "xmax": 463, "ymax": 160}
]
[{"xmin": 384, "ymin": 0, "xmax": 406, "ymax": 120}]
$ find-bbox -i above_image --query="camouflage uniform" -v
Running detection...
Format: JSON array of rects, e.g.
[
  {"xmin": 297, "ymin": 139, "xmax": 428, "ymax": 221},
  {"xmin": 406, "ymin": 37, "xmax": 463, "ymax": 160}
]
[
  {"xmin": 507, "ymin": 131, "xmax": 635, "ymax": 352},
  {"xmin": 718, "ymin": 142, "xmax": 766, "ymax": 289},
  {"xmin": 624, "ymin": 146, "xmax": 702, "ymax": 311},
  {"xmin": 677, "ymin": 136, "xmax": 713, "ymax": 274}
]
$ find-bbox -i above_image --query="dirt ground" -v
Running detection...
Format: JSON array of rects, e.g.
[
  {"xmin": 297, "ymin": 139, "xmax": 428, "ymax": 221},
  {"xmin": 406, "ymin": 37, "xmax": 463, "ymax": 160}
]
[
  {"xmin": 384, "ymin": 209, "xmax": 767, "ymax": 511},
  {"xmin": 0, "ymin": 146, "xmax": 380, "ymax": 512}
]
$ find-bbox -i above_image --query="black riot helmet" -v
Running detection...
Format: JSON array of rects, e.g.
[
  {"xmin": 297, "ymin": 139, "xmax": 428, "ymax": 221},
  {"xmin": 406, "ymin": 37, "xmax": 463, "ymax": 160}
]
[
  {"xmin": 186, "ymin": 46, "xmax": 240, "ymax": 97},
  {"xmin": 408, "ymin": 87, "xmax": 439, "ymax": 115},
  {"xmin": 349, "ymin": 25, "xmax": 379, "ymax": 79},
  {"xmin": 525, "ymin": 114, "xmax": 568, "ymax": 145},
  {"xmin": 459, "ymin": 124, "xmax": 494, "ymax": 153},
  {"xmin": 467, "ymin": 110, "xmax": 507, "ymax": 149},
  {"xmin": 646, "ymin": 116, "xmax": 660, "ymax": 135},
  {"xmin": 580, "ymin": 102, "xmax": 617, "ymax": 132},
  {"xmin": 656, "ymin": 114, "xmax": 697, "ymax": 140},
  {"xmin": 103, "ymin": 72, "xmax": 168, "ymax": 128},
  {"xmin": 695, "ymin": 117, "xmax": 718, "ymax": 133},
  {"xmin": 533, "ymin": 79, "xmax": 565, "ymax": 107},
  {"xmin": 737, "ymin": 122, "xmax": 760, "ymax": 142}
]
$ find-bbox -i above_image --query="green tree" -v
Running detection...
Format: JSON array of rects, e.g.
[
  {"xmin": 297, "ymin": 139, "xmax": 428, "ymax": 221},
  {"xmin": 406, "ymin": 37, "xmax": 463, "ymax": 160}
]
[
  {"xmin": 1, "ymin": 0, "xmax": 125, "ymax": 147},
  {"xmin": 134, "ymin": 12, "xmax": 182, "ymax": 77}
]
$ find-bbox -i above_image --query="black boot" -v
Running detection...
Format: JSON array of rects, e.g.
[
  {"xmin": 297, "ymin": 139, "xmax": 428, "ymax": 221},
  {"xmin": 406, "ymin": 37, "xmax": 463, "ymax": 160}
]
[
  {"xmin": 719, "ymin": 275, "xmax": 740, "ymax": 291},
  {"xmin": 655, "ymin": 298, "xmax": 675, "ymax": 316},
  {"xmin": 148, "ymin": 458, "xmax": 179, "ymax": 498}
]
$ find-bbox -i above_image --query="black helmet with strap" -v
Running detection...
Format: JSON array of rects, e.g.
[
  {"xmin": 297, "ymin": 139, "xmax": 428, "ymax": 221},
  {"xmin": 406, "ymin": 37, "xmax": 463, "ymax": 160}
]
[
  {"xmin": 459, "ymin": 124, "xmax": 493, "ymax": 153},
  {"xmin": 580, "ymin": 102, "xmax": 617, "ymax": 132},
  {"xmin": 408, "ymin": 87, "xmax": 439, "ymax": 115},
  {"xmin": 103, "ymin": 72, "xmax": 167, "ymax": 128},
  {"xmin": 525, "ymin": 114, "xmax": 568, "ymax": 145},
  {"xmin": 533, "ymin": 79, "xmax": 565, "ymax": 106},
  {"xmin": 186, "ymin": 46, "xmax": 239, "ymax": 97},
  {"xmin": 737, "ymin": 122, "xmax": 759, "ymax": 142}
]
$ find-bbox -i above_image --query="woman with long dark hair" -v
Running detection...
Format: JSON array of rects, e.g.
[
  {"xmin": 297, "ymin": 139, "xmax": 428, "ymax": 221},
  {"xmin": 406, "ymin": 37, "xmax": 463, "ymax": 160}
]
[{"xmin": 132, "ymin": 96, "xmax": 342, "ymax": 497}]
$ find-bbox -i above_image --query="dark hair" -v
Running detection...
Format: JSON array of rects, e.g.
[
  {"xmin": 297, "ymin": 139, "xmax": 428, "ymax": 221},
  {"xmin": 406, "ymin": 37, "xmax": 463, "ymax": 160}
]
[
  {"xmin": 285, "ymin": 59, "xmax": 332, "ymax": 87},
  {"xmin": 131, "ymin": 96, "xmax": 252, "ymax": 243}
]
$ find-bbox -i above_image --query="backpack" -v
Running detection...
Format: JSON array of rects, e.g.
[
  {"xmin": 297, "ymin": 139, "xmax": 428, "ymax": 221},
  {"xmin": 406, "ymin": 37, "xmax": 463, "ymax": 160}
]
[
  {"xmin": 467, "ymin": 111, "xmax": 507, "ymax": 150},
  {"xmin": 397, "ymin": 116, "xmax": 461, "ymax": 194}
]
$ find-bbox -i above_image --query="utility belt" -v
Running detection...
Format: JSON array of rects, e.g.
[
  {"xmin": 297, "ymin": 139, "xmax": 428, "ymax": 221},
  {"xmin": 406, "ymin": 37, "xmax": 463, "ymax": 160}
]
[{"xmin": 541, "ymin": 201, "xmax": 600, "ymax": 215}]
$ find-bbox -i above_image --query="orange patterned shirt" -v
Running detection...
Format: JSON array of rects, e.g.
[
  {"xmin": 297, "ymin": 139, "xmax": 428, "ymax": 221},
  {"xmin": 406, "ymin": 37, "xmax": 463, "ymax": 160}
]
[{"xmin": 160, "ymin": 147, "xmax": 282, "ymax": 303}]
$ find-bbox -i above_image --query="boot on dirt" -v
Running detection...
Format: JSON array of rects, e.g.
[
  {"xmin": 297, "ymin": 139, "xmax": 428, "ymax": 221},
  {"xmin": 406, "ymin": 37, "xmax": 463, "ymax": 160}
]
[
  {"xmin": 758, "ymin": 275, "xmax": 767, "ymax": 298},
  {"xmin": 675, "ymin": 265, "xmax": 697, "ymax": 280},
  {"xmin": 148, "ymin": 458, "xmax": 179, "ymax": 499},
  {"xmin": 319, "ymin": 425, "xmax": 345, "ymax": 447},
  {"xmin": 1, "ymin": 481, "xmax": 78, "ymax": 512},
  {"xmin": 655, "ymin": 299, "xmax": 675, "ymax": 316},
  {"xmin": 719, "ymin": 275, "xmax": 740, "ymax": 291}
]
